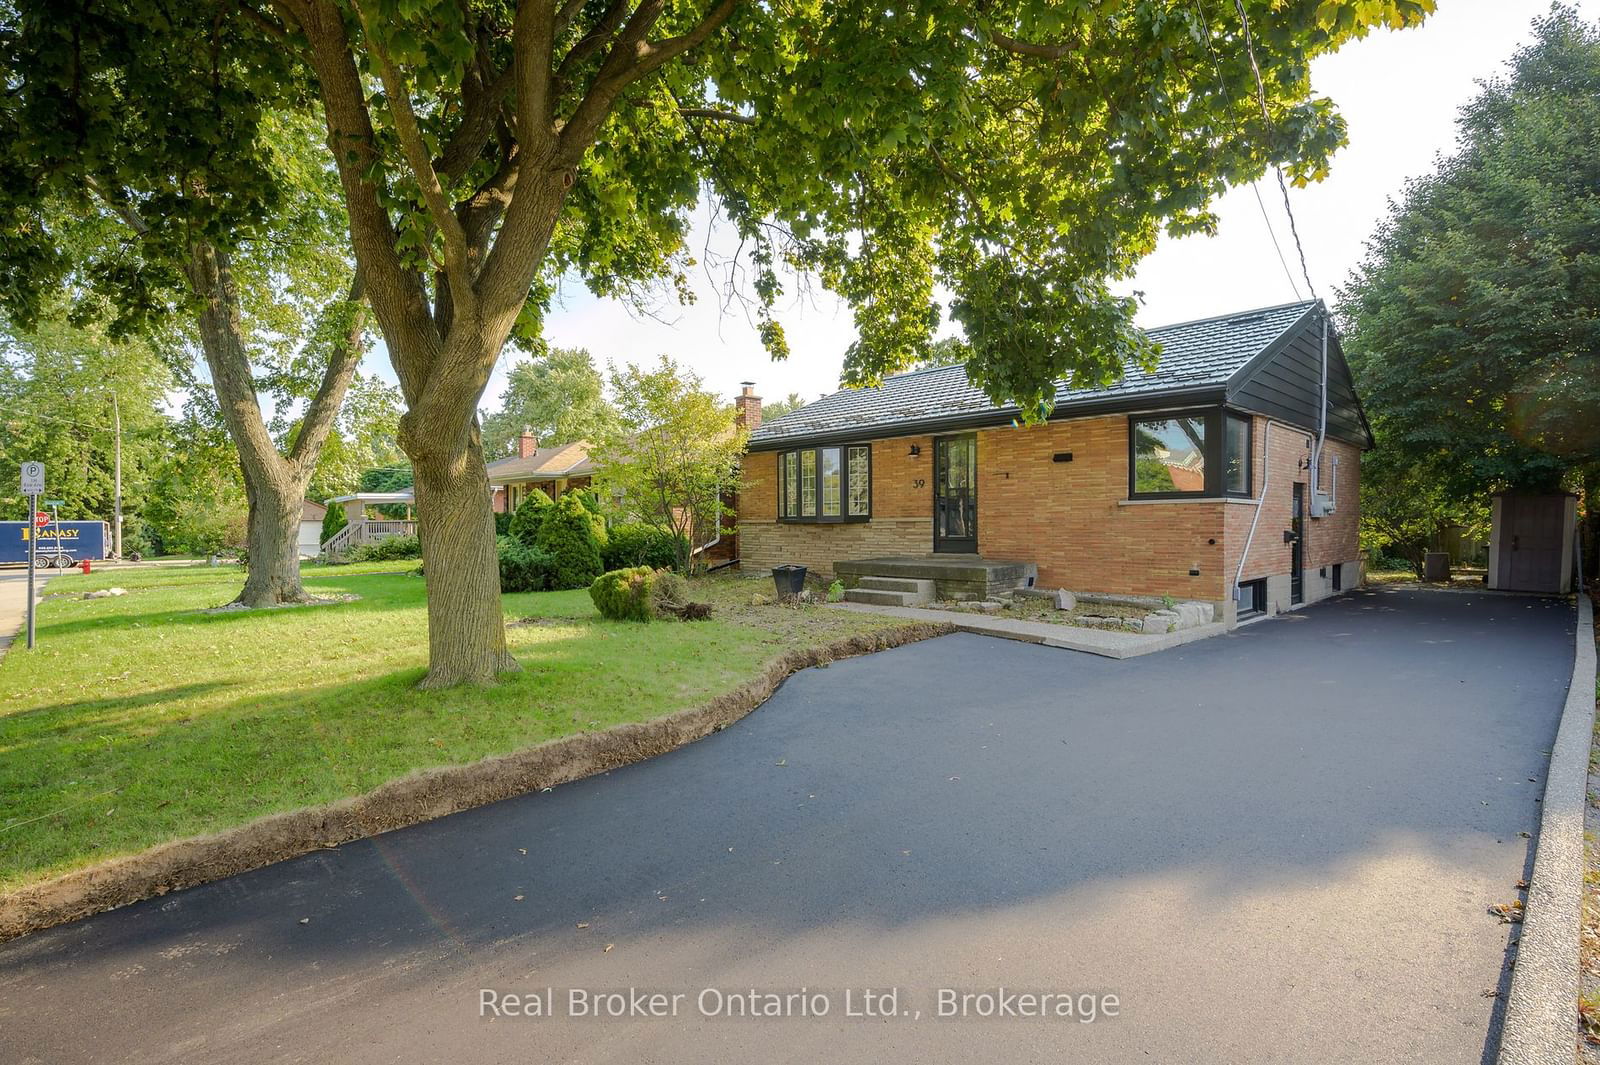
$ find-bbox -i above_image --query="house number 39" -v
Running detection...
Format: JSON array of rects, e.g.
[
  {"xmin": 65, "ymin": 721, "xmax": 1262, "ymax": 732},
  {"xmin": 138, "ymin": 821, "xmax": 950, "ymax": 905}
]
[{"xmin": 912, "ymin": 478, "xmax": 926, "ymax": 489}]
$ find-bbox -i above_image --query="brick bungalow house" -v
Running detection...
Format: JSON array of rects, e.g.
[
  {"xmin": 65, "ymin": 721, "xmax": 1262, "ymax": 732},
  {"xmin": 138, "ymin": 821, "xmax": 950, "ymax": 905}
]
[
  {"xmin": 739, "ymin": 300, "xmax": 1370, "ymax": 624},
  {"xmin": 486, "ymin": 431, "xmax": 596, "ymax": 513}
]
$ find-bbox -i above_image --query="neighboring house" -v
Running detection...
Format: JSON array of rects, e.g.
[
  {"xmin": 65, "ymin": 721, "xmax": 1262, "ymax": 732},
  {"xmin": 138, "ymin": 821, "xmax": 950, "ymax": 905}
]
[
  {"xmin": 486, "ymin": 431, "xmax": 596, "ymax": 513},
  {"xmin": 298, "ymin": 499, "xmax": 327, "ymax": 559},
  {"xmin": 741, "ymin": 300, "xmax": 1370, "ymax": 623},
  {"xmin": 321, "ymin": 492, "xmax": 417, "ymax": 559}
]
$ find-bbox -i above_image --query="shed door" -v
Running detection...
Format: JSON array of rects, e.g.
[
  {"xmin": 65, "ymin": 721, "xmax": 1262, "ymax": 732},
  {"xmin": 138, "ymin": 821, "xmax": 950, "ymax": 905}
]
[{"xmin": 1500, "ymin": 496, "xmax": 1566, "ymax": 593}]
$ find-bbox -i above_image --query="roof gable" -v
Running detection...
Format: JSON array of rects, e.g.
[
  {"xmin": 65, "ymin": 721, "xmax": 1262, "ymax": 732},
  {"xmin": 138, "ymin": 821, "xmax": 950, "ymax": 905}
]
[
  {"xmin": 1226, "ymin": 311, "xmax": 1372, "ymax": 446},
  {"xmin": 484, "ymin": 440, "xmax": 596, "ymax": 482},
  {"xmin": 749, "ymin": 300, "xmax": 1321, "ymax": 449}
]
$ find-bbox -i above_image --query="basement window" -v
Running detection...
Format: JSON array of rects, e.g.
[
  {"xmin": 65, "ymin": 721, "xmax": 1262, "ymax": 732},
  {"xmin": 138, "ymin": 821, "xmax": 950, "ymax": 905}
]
[
  {"xmin": 1236, "ymin": 579, "xmax": 1267, "ymax": 619},
  {"xmin": 778, "ymin": 444, "xmax": 871, "ymax": 522}
]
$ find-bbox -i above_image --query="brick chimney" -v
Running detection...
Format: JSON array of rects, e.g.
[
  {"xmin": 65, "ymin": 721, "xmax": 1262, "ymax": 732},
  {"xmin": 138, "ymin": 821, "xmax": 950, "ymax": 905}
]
[
  {"xmin": 517, "ymin": 427, "xmax": 539, "ymax": 459},
  {"xmin": 734, "ymin": 382, "xmax": 762, "ymax": 432}
]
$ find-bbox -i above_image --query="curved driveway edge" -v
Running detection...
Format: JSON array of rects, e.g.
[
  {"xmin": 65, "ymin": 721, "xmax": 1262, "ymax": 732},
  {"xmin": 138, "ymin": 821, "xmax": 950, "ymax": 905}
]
[
  {"xmin": 1499, "ymin": 594, "xmax": 1597, "ymax": 1065},
  {"xmin": 0, "ymin": 620, "xmax": 951, "ymax": 944}
]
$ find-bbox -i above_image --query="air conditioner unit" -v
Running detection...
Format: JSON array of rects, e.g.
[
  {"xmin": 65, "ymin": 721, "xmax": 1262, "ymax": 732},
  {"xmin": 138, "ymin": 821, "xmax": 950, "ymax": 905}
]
[{"xmin": 1310, "ymin": 491, "xmax": 1335, "ymax": 518}]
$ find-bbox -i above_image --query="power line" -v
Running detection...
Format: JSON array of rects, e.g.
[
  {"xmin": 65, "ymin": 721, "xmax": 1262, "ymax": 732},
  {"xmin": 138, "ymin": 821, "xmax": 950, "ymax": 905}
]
[
  {"xmin": 1231, "ymin": 0, "xmax": 1319, "ymax": 300},
  {"xmin": 1190, "ymin": 0, "xmax": 1303, "ymax": 302}
]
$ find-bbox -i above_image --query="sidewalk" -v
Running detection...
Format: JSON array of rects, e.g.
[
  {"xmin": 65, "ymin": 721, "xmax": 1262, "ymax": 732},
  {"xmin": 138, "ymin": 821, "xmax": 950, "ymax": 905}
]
[
  {"xmin": 827, "ymin": 600, "xmax": 1227, "ymax": 659},
  {"xmin": 0, "ymin": 569, "xmax": 51, "ymax": 659}
]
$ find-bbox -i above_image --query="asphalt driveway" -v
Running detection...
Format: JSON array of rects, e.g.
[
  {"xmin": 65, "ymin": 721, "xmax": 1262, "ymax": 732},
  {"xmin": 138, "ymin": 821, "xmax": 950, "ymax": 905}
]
[{"xmin": 0, "ymin": 588, "xmax": 1577, "ymax": 1064}]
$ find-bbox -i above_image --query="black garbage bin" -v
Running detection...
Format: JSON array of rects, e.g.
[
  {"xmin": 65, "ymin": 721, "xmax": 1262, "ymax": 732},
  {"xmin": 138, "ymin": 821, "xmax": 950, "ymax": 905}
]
[{"xmin": 772, "ymin": 564, "xmax": 808, "ymax": 597}]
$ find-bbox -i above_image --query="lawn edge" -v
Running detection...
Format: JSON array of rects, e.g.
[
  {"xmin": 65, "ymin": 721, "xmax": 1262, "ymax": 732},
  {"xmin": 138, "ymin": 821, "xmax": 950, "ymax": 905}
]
[
  {"xmin": 1498, "ymin": 594, "xmax": 1596, "ymax": 1065},
  {"xmin": 0, "ymin": 620, "xmax": 952, "ymax": 943}
]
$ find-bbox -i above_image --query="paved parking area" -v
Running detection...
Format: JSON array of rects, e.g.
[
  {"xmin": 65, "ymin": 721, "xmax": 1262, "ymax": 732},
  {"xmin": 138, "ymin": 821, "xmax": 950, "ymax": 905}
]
[{"xmin": 0, "ymin": 588, "xmax": 1577, "ymax": 1064}]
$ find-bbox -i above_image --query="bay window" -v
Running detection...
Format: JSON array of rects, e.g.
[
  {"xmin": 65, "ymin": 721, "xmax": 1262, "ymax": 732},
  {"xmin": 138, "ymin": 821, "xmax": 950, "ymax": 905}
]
[
  {"xmin": 1128, "ymin": 408, "xmax": 1254, "ymax": 499},
  {"xmin": 778, "ymin": 444, "xmax": 871, "ymax": 521}
]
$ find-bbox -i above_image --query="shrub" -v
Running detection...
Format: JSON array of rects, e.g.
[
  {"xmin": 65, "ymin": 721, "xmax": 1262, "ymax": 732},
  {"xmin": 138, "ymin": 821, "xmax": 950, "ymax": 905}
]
[
  {"xmin": 602, "ymin": 522, "xmax": 686, "ymax": 571},
  {"xmin": 590, "ymin": 566, "xmax": 655, "ymax": 622},
  {"xmin": 493, "ymin": 511, "xmax": 513, "ymax": 537},
  {"xmin": 498, "ymin": 535, "xmax": 553, "ymax": 593},
  {"xmin": 507, "ymin": 488, "xmax": 554, "ymax": 546},
  {"xmin": 651, "ymin": 568, "xmax": 689, "ymax": 614},
  {"xmin": 350, "ymin": 534, "xmax": 422, "ymax": 562},
  {"xmin": 319, "ymin": 503, "xmax": 348, "ymax": 545},
  {"xmin": 534, "ymin": 493, "xmax": 606, "ymax": 589}
]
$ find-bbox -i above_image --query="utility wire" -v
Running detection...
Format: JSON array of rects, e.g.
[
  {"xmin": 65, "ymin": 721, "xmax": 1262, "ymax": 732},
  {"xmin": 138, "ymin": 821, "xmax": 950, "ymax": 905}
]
[
  {"xmin": 1231, "ymin": 0, "xmax": 1319, "ymax": 300},
  {"xmin": 1190, "ymin": 0, "xmax": 1303, "ymax": 301}
]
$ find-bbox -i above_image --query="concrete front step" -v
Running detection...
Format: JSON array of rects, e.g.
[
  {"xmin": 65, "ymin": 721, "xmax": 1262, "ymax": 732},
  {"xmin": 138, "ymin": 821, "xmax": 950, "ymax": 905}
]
[
  {"xmin": 856, "ymin": 576, "xmax": 935, "ymax": 597},
  {"xmin": 843, "ymin": 588, "xmax": 925, "ymax": 608}
]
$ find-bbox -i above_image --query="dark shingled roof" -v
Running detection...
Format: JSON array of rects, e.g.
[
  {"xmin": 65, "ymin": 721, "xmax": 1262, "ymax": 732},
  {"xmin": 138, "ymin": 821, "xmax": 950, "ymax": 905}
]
[{"xmin": 749, "ymin": 299, "xmax": 1320, "ymax": 449}]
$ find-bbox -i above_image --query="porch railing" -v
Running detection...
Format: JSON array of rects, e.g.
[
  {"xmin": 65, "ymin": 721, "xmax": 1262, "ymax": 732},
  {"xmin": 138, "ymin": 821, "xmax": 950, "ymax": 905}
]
[{"xmin": 321, "ymin": 519, "xmax": 418, "ymax": 560}]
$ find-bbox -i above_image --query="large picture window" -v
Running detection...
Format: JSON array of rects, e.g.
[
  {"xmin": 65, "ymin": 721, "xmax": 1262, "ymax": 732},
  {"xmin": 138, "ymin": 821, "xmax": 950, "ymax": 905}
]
[
  {"xmin": 778, "ymin": 444, "xmax": 871, "ymax": 521},
  {"xmin": 1128, "ymin": 408, "xmax": 1253, "ymax": 499}
]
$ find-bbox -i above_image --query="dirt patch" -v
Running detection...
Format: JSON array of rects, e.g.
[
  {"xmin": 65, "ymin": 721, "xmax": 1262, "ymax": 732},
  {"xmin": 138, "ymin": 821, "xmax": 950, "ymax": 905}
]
[
  {"xmin": 198, "ymin": 594, "xmax": 360, "ymax": 615},
  {"xmin": 0, "ymin": 621, "xmax": 951, "ymax": 943}
]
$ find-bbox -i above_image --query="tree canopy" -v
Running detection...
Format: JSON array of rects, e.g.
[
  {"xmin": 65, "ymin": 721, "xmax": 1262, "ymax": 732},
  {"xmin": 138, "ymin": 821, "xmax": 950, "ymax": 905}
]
[
  {"xmin": 1340, "ymin": 5, "xmax": 1600, "ymax": 497},
  {"xmin": 16, "ymin": 0, "xmax": 1434, "ymax": 684},
  {"xmin": 481, "ymin": 346, "xmax": 618, "ymax": 456}
]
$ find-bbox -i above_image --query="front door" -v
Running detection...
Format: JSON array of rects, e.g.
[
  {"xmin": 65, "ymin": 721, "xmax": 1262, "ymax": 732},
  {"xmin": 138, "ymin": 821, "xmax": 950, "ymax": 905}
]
[
  {"xmin": 933, "ymin": 434, "xmax": 978, "ymax": 553},
  {"xmin": 1290, "ymin": 483, "xmax": 1305, "ymax": 605}
]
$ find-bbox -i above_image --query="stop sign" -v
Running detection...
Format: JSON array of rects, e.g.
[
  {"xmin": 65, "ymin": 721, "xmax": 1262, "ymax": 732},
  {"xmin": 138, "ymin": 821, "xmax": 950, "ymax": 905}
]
[{"xmin": 34, "ymin": 511, "xmax": 49, "ymax": 527}]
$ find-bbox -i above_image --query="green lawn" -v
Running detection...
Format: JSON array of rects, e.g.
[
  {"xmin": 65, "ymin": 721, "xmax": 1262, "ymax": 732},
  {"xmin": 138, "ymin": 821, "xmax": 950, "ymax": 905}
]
[{"xmin": 0, "ymin": 563, "xmax": 905, "ymax": 893}]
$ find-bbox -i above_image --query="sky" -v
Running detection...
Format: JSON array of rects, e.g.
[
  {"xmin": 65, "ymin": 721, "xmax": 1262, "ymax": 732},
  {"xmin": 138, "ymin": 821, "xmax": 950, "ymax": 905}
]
[{"xmin": 375, "ymin": 0, "xmax": 1595, "ymax": 418}]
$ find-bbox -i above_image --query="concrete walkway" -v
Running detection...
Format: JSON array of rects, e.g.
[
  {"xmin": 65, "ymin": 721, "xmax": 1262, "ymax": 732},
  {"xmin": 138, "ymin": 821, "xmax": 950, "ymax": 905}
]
[
  {"xmin": 829, "ymin": 598, "xmax": 1227, "ymax": 658},
  {"xmin": 0, "ymin": 587, "xmax": 1577, "ymax": 1064},
  {"xmin": 0, "ymin": 568, "xmax": 49, "ymax": 658}
]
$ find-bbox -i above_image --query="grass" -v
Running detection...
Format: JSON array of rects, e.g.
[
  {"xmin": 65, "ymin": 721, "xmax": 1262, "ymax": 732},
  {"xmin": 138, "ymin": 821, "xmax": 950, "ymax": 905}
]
[{"xmin": 0, "ymin": 563, "xmax": 906, "ymax": 893}]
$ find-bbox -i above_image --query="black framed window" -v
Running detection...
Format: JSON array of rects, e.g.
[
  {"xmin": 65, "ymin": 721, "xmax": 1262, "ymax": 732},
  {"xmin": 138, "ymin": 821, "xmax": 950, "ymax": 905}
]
[
  {"xmin": 778, "ymin": 444, "xmax": 871, "ymax": 522},
  {"xmin": 1128, "ymin": 408, "xmax": 1253, "ymax": 499},
  {"xmin": 1236, "ymin": 578, "xmax": 1267, "ymax": 618}
]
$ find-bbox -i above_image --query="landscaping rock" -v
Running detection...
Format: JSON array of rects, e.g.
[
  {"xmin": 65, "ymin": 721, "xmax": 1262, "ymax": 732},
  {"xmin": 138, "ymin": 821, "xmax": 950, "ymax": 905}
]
[
  {"xmin": 1121, "ymin": 617, "xmax": 1144, "ymax": 632},
  {"xmin": 1142, "ymin": 613, "xmax": 1173, "ymax": 634},
  {"xmin": 83, "ymin": 588, "xmax": 127, "ymax": 599},
  {"xmin": 966, "ymin": 600, "xmax": 1005, "ymax": 613},
  {"xmin": 1052, "ymin": 589, "xmax": 1076, "ymax": 611}
]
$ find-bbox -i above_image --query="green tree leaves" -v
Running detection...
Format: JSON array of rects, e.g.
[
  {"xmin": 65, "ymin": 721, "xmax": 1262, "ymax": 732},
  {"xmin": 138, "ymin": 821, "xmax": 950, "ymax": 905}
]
[{"xmin": 1340, "ymin": 5, "xmax": 1600, "ymax": 497}]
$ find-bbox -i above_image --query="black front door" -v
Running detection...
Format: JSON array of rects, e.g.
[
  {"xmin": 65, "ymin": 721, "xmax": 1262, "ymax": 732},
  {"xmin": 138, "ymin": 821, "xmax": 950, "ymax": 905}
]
[
  {"xmin": 933, "ymin": 434, "xmax": 978, "ymax": 553},
  {"xmin": 1290, "ymin": 483, "xmax": 1305, "ymax": 605}
]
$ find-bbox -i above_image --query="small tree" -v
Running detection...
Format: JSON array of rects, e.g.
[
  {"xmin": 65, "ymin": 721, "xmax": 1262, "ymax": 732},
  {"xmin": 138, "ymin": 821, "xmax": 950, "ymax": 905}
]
[
  {"xmin": 596, "ymin": 357, "xmax": 746, "ymax": 575},
  {"xmin": 319, "ymin": 502, "xmax": 348, "ymax": 546}
]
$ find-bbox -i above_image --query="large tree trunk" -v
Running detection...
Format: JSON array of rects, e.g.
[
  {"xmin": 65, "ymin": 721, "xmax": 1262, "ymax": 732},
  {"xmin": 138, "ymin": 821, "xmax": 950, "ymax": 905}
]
[
  {"xmin": 408, "ymin": 416, "xmax": 518, "ymax": 688},
  {"xmin": 236, "ymin": 462, "xmax": 316, "ymax": 607}
]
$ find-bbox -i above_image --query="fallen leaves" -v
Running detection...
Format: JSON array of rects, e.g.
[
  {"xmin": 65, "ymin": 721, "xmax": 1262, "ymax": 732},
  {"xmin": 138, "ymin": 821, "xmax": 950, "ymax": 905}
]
[{"xmin": 1489, "ymin": 900, "xmax": 1525, "ymax": 924}]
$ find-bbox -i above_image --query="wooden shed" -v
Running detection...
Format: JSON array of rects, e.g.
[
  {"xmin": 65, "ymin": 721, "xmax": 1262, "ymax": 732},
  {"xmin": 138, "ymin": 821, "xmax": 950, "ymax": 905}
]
[{"xmin": 1487, "ymin": 492, "xmax": 1577, "ymax": 594}]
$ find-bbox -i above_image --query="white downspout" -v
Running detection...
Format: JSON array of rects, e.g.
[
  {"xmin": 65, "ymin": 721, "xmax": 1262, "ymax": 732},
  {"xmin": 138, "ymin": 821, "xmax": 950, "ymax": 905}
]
[
  {"xmin": 1233, "ymin": 420, "xmax": 1296, "ymax": 599},
  {"xmin": 1310, "ymin": 305, "xmax": 1329, "ymax": 502}
]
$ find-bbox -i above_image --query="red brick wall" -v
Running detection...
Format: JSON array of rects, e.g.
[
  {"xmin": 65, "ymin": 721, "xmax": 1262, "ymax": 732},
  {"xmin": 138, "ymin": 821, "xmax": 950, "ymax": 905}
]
[
  {"xmin": 737, "ymin": 412, "xmax": 1362, "ymax": 604},
  {"xmin": 1224, "ymin": 417, "xmax": 1363, "ymax": 584},
  {"xmin": 738, "ymin": 438, "xmax": 934, "ymax": 573},
  {"xmin": 977, "ymin": 417, "xmax": 1228, "ymax": 599}
]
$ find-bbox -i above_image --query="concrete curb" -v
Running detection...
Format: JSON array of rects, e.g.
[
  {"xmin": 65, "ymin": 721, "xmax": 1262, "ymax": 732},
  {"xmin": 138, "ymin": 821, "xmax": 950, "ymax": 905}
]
[
  {"xmin": 1498, "ymin": 594, "xmax": 1596, "ymax": 1065},
  {"xmin": 0, "ymin": 620, "xmax": 952, "ymax": 943},
  {"xmin": 830, "ymin": 600, "xmax": 1226, "ymax": 659}
]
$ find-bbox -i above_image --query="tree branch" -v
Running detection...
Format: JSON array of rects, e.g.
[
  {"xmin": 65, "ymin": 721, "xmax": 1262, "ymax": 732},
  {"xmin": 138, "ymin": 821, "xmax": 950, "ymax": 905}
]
[
  {"xmin": 556, "ymin": 0, "xmax": 739, "ymax": 165},
  {"xmin": 984, "ymin": 26, "xmax": 1077, "ymax": 60},
  {"xmin": 85, "ymin": 177, "xmax": 151, "ymax": 237},
  {"xmin": 357, "ymin": 2, "xmax": 476, "ymax": 314},
  {"xmin": 514, "ymin": 0, "xmax": 559, "ymax": 156},
  {"xmin": 677, "ymin": 107, "xmax": 755, "ymax": 125},
  {"xmin": 279, "ymin": 0, "xmax": 438, "ymax": 404},
  {"xmin": 288, "ymin": 272, "xmax": 368, "ymax": 473}
]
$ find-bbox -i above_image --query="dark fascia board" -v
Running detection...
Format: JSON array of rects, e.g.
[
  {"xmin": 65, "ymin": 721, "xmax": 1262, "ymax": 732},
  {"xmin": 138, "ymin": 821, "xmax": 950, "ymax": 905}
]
[
  {"xmin": 746, "ymin": 385, "xmax": 1228, "ymax": 451},
  {"xmin": 1222, "ymin": 301, "xmax": 1376, "ymax": 450}
]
